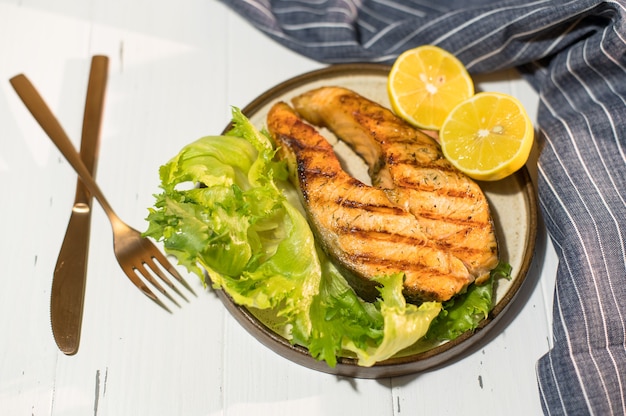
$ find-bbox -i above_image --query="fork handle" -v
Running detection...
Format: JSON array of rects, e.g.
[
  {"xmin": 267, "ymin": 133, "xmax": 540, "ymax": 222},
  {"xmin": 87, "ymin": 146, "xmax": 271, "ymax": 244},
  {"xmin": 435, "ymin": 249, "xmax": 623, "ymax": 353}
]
[{"xmin": 10, "ymin": 74, "xmax": 120, "ymax": 225}]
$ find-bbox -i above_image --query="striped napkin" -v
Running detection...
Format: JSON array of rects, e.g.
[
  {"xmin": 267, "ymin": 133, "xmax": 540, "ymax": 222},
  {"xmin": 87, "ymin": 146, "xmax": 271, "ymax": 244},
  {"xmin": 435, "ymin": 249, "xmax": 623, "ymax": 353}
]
[{"xmin": 221, "ymin": 0, "xmax": 626, "ymax": 414}]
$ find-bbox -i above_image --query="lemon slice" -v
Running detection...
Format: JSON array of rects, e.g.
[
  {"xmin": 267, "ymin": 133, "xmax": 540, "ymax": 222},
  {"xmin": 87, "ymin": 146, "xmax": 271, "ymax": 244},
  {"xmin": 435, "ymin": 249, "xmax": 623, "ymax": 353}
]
[
  {"xmin": 439, "ymin": 92, "xmax": 534, "ymax": 181},
  {"xmin": 388, "ymin": 45, "xmax": 474, "ymax": 130}
]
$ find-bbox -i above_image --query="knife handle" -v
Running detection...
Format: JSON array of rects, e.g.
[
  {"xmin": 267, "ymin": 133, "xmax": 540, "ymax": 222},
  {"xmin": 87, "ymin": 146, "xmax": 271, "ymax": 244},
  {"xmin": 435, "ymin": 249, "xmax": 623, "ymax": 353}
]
[{"xmin": 75, "ymin": 55, "xmax": 108, "ymax": 205}]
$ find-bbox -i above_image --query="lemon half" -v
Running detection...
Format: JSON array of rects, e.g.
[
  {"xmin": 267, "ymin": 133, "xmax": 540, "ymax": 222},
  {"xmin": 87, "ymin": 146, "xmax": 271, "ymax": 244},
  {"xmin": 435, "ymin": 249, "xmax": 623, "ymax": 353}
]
[
  {"xmin": 439, "ymin": 92, "xmax": 534, "ymax": 181},
  {"xmin": 388, "ymin": 45, "xmax": 474, "ymax": 130}
]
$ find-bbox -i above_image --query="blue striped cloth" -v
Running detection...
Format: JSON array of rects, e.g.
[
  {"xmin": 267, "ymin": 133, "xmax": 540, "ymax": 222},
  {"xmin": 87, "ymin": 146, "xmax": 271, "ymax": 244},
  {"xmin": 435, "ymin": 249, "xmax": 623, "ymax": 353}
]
[{"xmin": 220, "ymin": 0, "xmax": 626, "ymax": 414}]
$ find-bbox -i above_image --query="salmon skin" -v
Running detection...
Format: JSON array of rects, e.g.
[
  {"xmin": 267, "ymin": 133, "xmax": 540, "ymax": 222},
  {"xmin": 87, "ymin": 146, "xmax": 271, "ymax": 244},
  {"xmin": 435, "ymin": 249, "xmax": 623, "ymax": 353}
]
[
  {"xmin": 292, "ymin": 87, "xmax": 499, "ymax": 285},
  {"xmin": 267, "ymin": 101, "xmax": 476, "ymax": 303}
]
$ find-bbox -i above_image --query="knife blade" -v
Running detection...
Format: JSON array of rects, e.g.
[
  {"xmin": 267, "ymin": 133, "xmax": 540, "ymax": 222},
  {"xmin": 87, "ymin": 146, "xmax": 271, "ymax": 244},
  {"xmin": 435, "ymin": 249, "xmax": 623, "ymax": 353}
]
[{"xmin": 50, "ymin": 55, "xmax": 109, "ymax": 355}]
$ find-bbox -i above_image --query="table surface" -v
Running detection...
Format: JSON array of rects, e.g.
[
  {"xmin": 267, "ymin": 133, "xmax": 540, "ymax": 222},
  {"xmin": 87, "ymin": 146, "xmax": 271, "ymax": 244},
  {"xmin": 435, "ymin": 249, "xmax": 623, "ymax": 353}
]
[{"xmin": 0, "ymin": 1, "xmax": 559, "ymax": 415}]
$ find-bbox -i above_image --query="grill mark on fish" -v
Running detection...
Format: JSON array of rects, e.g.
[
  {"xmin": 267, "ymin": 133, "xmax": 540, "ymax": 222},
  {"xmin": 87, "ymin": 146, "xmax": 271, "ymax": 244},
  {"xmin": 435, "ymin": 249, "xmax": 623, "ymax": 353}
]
[
  {"xmin": 334, "ymin": 198, "xmax": 407, "ymax": 215},
  {"xmin": 267, "ymin": 101, "xmax": 473, "ymax": 302}
]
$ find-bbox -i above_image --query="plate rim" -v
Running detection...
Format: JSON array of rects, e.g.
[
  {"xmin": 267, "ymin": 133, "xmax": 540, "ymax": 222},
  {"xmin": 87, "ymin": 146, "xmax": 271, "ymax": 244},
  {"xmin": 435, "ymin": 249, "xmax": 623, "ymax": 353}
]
[{"xmin": 217, "ymin": 63, "xmax": 539, "ymax": 378}]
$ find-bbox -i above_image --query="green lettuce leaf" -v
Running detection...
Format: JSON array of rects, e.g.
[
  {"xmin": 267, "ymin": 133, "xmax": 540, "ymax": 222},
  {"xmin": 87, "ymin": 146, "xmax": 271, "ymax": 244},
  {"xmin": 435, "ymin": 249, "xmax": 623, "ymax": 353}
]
[
  {"xmin": 343, "ymin": 273, "xmax": 441, "ymax": 367},
  {"xmin": 144, "ymin": 108, "xmax": 320, "ymax": 337},
  {"xmin": 424, "ymin": 262, "xmax": 512, "ymax": 341}
]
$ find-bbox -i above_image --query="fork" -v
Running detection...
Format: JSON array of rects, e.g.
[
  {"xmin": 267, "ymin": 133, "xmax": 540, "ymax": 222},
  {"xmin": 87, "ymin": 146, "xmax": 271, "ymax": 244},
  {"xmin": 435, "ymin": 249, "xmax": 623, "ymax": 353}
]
[{"xmin": 10, "ymin": 74, "xmax": 195, "ymax": 313}]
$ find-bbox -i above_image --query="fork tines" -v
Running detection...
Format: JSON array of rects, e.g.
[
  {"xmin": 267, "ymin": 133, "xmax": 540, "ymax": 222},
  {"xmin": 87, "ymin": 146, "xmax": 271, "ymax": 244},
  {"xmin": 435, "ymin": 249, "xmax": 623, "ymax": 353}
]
[{"xmin": 125, "ymin": 240, "xmax": 196, "ymax": 313}]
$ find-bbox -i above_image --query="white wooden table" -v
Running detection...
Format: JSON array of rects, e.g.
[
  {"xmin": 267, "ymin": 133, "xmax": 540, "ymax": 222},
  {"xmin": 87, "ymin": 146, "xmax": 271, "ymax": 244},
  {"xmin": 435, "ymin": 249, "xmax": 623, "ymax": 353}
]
[{"xmin": 0, "ymin": 1, "xmax": 558, "ymax": 415}]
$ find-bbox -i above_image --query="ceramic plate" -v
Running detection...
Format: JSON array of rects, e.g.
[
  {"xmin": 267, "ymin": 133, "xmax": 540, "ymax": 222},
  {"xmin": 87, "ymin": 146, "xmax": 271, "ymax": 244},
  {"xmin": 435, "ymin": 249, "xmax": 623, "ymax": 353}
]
[{"xmin": 217, "ymin": 64, "xmax": 538, "ymax": 378}]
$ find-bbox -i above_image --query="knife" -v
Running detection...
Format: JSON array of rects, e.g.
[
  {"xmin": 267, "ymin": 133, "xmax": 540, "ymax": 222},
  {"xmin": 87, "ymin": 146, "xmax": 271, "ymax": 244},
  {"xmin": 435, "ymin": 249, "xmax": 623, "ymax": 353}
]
[{"xmin": 50, "ymin": 55, "xmax": 109, "ymax": 355}]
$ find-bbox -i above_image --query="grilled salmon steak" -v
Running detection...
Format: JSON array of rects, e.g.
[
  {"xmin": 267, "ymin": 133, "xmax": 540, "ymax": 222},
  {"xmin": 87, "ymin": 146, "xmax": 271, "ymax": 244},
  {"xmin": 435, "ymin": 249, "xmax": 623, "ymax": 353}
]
[
  {"xmin": 267, "ymin": 101, "xmax": 474, "ymax": 302},
  {"xmin": 292, "ymin": 87, "xmax": 499, "ymax": 285}
]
